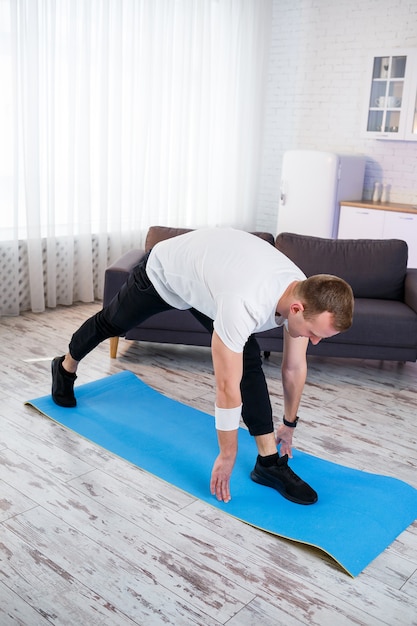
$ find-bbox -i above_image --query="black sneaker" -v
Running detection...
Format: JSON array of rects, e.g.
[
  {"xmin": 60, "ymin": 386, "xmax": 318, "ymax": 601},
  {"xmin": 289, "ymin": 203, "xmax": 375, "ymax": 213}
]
[
  {"xmin": 51, "ymin": 356, "xmax": 77, "ymax": 407},
  {"xmin": 250, "ymin": 454, "xmax": 318, "ymax": 505}
]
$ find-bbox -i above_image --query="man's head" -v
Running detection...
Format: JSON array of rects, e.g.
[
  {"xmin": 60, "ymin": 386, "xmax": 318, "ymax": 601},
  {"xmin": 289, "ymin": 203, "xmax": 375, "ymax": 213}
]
[{"xmin": 286, "ymin": 274, "xmax": 354, "ymax": 344}]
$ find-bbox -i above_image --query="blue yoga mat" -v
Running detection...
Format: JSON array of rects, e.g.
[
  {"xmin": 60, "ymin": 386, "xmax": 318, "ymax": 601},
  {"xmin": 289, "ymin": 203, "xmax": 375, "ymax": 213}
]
[{"xmin": 27, "ymin": 370, "xmax": 417, "ymax": 577}]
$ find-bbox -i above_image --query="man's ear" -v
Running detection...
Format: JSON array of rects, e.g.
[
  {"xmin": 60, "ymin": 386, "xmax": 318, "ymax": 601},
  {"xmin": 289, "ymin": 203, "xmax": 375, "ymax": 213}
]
[{"xmin": 289, "ymin": 301, "xmax": 305, "ymax": 315}]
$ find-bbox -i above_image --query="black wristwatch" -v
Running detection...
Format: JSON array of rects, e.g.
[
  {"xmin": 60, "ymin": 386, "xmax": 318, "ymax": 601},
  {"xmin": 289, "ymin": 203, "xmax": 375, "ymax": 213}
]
[{"xmin": 283, "ymin": 415, "xmax": 299, "ymax": 428}]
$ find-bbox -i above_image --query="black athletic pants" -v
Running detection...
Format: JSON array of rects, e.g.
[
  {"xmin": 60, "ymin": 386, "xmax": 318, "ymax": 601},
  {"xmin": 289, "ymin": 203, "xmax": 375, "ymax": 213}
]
[{"xmin": 69, "ymin": 253, "xmax": 274, "ymax": 436}]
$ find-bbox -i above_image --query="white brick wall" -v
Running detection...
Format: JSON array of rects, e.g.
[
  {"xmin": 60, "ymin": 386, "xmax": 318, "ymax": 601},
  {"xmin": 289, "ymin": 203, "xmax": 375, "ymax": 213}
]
[{"xmin": 256, "ymin": 0, "xmax": 417, "ymax": 234}]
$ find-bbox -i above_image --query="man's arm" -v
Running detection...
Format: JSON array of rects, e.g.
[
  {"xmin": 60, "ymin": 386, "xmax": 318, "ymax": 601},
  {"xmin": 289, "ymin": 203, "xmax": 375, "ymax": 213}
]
[
  {"xmin": 210, "ymin": 331, "xmax": 243, "ymax": 503},
  {"xmin": 276, "ymin": 328, "xmax": 308, "ymax": 457}
]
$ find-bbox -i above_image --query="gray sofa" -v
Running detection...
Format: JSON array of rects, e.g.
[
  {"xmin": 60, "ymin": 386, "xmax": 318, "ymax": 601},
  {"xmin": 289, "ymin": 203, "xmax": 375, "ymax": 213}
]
[
  {"xmin": 103, "ymin": 227, "xmax": 417, "ymax": 362},
  {"xmin": 263, "ymin": 232, "xmax": 417, "ymax": 361}
]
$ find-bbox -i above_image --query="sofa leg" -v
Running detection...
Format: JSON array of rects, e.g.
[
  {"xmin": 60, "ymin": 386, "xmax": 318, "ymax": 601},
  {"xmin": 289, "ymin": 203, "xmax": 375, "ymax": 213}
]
[{"xmin": 110, "ymin": 336, "xmax": 119, "ymax": 359}]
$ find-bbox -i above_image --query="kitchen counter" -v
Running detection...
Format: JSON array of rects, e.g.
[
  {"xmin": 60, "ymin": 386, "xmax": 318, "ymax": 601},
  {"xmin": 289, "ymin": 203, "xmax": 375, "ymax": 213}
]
[
  {"xmin": 340, "ymin": 200, "xmax": 417, "ymax": 214},
  {"xmin": 338, "ymin": 200, "xmax": 417, "ymax": 267}
]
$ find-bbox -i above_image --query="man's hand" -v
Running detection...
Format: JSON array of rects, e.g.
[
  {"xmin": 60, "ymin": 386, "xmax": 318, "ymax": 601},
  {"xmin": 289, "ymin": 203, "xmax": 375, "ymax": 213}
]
[
  {"xmin": 210, "ymin": 424, "xmax": 238, "ymax": 502},
  {"xmin": 210, "ymin": 451, "xmax": 237, "ymax": 503},
  {"xmin": 275, "ymin": 423, "xmax": 295, "ymax": 458}
]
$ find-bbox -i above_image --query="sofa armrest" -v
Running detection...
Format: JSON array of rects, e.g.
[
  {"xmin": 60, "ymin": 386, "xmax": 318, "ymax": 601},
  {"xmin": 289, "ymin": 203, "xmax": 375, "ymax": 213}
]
[
  {"xmin": 404, "ymin": 268, "xmax": 417, "ymax": 313},
  {"xmin": 107, "ymin": 248, "xmax": 146, "ymax": 272},
  {"xmin": 103, "ymin": 248, "xmax": 146, "ymax": 306}
]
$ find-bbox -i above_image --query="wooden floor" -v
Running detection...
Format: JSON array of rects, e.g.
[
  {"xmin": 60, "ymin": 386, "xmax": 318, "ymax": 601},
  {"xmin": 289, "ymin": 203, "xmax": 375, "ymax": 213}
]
[{"xmin": 1, "ymin": 302, "xmax": 417, "ymax": 626}]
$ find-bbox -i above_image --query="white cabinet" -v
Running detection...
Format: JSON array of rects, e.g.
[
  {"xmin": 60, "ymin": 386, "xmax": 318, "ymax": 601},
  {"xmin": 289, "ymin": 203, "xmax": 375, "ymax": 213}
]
[
  {"xmin": 338, "ymin": 206, "xmax": 385, "ymax": 239},
  {"xmin": 363, "ymin": 50, "xmax": 417, "ymax": 141},
  {"xmin": 383, "ymin": 212, "xmax": 417, "ymax": 267},
  {"xmin": 338, "ymin": 203, "xmax": 417, "ymax": 267}
]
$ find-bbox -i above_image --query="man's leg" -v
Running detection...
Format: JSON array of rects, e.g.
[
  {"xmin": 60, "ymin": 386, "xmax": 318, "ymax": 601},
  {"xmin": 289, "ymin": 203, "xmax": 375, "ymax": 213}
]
[
  {"xmin": 68, "ymin": 259, "xmax": 171, "ymax": 362},
  {"xmin": 240, "ymin": 336, "xmax": 318, "ymax": 505},
  {"xmin": 240, "ymin": 335, "xmax": 274, "ymax": 437},
  {"xmin": 52, "ymin": 254, "xmax": 172, "ymax": 406}
]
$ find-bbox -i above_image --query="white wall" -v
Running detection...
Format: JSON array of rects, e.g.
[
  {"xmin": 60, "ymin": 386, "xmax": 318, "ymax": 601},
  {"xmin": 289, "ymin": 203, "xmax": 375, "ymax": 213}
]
[{"xmin": 256, "ymin": 0, "xmax": 417, "ymax": 234}]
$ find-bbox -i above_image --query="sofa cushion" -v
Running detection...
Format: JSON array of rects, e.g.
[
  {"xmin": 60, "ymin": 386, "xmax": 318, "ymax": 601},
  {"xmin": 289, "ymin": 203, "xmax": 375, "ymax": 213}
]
[
  {"xmin": 256, "ymin": 298, "xmax": 417, "ymax": 351},
  {"xmin": 321, "ymin": 298, "xmax": 417, "ymax": 349},
  {"xmin": 145, "ymin": 225, "xmax": 275, "ymax": 251},
  {"xmin": 275, "ymin": 232, "xmax": 408, "ymax": 300},
  {"xmin": 145, "ymin": 226, "xmax": 193, "ymax": 251}
]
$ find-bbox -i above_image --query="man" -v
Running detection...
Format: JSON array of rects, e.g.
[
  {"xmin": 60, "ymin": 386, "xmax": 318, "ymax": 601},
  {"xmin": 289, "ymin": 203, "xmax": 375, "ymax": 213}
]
[{"xmin": 51, "ymin": 228, "xmax": 354, "ymax": 505}]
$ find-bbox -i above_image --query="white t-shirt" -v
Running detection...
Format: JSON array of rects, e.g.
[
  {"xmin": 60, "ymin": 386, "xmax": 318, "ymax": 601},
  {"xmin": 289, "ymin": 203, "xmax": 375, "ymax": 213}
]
[{"xmin": 146, "ymin": 228, "xmax": 306, "ymax": 353}]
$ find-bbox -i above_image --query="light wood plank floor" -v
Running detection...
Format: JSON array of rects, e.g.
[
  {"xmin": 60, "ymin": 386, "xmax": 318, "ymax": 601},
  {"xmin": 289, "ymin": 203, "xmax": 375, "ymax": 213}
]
[{"xmin": 1, "ymin": 302, "xmax": 417, "ymax": 625}]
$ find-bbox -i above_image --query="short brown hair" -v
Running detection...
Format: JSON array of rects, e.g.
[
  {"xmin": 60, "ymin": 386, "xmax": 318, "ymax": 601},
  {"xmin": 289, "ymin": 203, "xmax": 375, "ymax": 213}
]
[{"xmin": 295, "ymin": 274, "xmax": 354, "ymax": 332}]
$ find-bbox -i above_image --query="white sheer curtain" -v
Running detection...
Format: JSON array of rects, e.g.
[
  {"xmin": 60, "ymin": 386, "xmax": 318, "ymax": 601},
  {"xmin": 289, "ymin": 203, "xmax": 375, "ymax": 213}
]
[{"xmin": 0, "ymin": 0, "xmax": 272, "ymax": 316}]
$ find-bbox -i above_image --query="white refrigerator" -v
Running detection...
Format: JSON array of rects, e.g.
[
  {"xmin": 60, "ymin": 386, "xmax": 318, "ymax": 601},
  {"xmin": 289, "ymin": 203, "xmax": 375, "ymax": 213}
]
[{"xmin": 277, "ymin": 150, "xmax": 366, "ymax": 238}]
